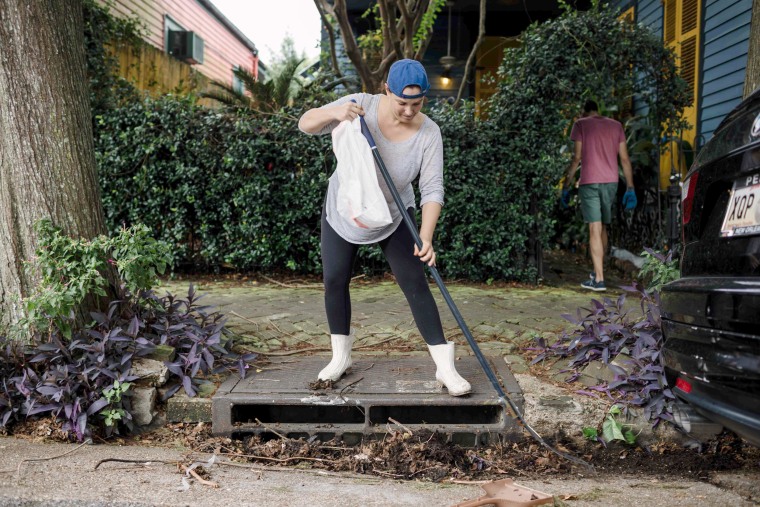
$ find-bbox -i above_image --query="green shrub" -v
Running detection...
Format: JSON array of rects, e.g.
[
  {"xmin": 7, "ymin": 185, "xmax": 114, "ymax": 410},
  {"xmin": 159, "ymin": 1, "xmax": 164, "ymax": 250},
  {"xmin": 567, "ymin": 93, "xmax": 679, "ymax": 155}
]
[
  {"xmin": 18, "ymin": 220, "xmax": 172, "ymax": 339},
  {"xmin": 96, "ymin": 95, "xmax": 330, "ymax": 274},
  {"xmin": 638, "ymin": 247, "xmax": 680, "ymax": 292},
  {"xmin": 429, "ymin": 103, "xmax": 541, "ymax": 280},
  {"xmin": 96, "ymin": 93, "xmax": 564, "ymax": 281},
  {"xmin": 486, "ymin": 4, "xmax": 690, "ymax": 263}
]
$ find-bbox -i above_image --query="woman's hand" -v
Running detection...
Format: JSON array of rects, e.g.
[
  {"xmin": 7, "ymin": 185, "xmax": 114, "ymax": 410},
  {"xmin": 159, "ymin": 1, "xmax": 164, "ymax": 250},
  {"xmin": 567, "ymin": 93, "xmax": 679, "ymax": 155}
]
[
  {"xmin": 298, "ymin": 101, "xmax": 364, "ymax": 133},
  {"xmin": 415, "ymin": 203, "xmax": 441, "ymax": 267},
  {"xmin": 414, "ymin": 239, "xmax": 436, "ymax": 266},
  {"xmin": 333, "ymin": 102, "xmax": 364, "ymax": 122}
]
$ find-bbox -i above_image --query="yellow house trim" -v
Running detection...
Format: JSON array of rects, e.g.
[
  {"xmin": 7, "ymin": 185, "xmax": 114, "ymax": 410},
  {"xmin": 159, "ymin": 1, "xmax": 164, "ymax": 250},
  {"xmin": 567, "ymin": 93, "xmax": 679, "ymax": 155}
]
[{"xmin": 660, "ymin": 0, "xmax": 701, "ymax": 190}]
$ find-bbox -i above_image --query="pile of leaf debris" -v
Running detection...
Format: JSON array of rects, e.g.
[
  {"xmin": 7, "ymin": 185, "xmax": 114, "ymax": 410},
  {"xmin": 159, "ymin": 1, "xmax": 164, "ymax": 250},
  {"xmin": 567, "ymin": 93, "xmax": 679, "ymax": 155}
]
[
  {"xmin": 7, "ymin": 418, "xmax": 757, "ymax": 483},
  {"xmin": 128, "ymin": 422, "xmax": 759, "ymax": 483},
  {"xmin": 188, "ymin": 429, "xmax": 571, "ymax": 481}
]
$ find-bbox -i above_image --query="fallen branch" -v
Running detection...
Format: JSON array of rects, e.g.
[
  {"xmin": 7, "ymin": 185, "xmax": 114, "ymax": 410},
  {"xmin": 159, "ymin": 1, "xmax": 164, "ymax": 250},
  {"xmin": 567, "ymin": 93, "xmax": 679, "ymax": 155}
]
[
  {"xmin": 241, "ymin": 345, "xmax": 331, "ymax": 356},
  {"xmin": 387, "ymin": 417, "xmax": 413, "ymax": 435},
  {"xmin": 190, "ymin": 448, "xmax": 334, "ymax": 465},
  {"xmin": 229, "ymin": 454, "xmax": 334, "ymax": 464},
  {"xmin": 17, "ymin": 439, "xmax": 92, "ymax": 479},
  {"xmin": 372, "ymin": 469, "xmax": 406, "ymax": 478},
  {"xmin": 339, "ymin": 377, "xmax": 364, "ymax": 397},
  {"xmin": 229, "ymin": 311, "xmax": 260, "ymax": 331},
  {"xmin": 254, "ymin": 418, "xmax": 288, "ymax": 440},
  {"xmin": 260, "ymin": 276, "xmax": 323, "ymax": 288},
  {"xmin": 216, "ymin": 460, "xmax": 381, "ymax": 481},
  {"xmin": 94, "ymin": 458, "xmax": 175, "ymax": 470},
  {"xmin": 180, "ymin": 463, "xmax": 219, "ymax": 488},
  {"xmin": 261, "ymin": 276, "xmax": 296, "ymax": 288}
]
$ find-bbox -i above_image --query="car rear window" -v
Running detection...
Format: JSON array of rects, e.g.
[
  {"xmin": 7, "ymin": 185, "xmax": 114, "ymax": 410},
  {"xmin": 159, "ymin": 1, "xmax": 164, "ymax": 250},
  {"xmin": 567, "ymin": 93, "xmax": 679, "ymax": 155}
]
[{"xmin": 695, "ymin": 107, "xmax": 760, "ymax": 169}]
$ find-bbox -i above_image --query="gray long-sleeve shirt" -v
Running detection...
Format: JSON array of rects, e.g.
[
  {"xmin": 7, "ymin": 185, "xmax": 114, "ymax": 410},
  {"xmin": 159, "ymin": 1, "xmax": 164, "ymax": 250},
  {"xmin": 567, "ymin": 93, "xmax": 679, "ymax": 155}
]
[{"xmin": 300, "ymin": 92, "xmax": 444, "ymax": 244}]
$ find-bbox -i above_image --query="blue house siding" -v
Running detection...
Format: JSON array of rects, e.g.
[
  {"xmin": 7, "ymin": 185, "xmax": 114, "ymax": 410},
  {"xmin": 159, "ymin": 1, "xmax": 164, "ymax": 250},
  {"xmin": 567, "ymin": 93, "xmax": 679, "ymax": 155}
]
[
  {"xmin": 698, "ymin": 0, "xmax": 752, "ymax": 141},
  {"xmin": 609, "ymin": 0, "xmax": 663, "ymax": 117},
  {"xmin": 608, "ymin": 0, "xmax": 662, "ymax": 35},
  {"xmin": 633, "ymin": 0, "xmax": 664, "ymax": 117},
  {"xmin": 637, "ymin": 0, "xmax": 663, "ymax": 37}
]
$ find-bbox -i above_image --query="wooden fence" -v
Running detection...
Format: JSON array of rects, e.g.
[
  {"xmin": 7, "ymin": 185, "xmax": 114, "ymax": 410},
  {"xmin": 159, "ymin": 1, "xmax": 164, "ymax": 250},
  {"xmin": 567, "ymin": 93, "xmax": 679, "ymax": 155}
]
[{"xmin": 110, "ymin": 42, "xmax": 217, "ymax": 107}]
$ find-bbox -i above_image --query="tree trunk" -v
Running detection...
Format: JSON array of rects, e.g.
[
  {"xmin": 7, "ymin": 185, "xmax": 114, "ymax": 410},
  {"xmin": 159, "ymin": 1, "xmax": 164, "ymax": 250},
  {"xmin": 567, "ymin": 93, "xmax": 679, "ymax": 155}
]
[
  {"xmin": 455, "ymin": 0, "xmax": 486, "ymax": 107},
  {"xmin": 744, "ymin": 0, "xmax": 760, "ymax": 98},
  {"xmin": 0, "ymin": 0, "xmax": 107, "ymax": 330}
]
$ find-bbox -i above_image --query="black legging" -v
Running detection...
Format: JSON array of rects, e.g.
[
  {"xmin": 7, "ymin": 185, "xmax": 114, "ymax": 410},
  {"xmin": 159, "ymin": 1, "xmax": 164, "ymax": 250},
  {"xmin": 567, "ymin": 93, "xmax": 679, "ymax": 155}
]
[{"xmin": 321, "ymin": 207, "xmax": 446, "ymax": 346}]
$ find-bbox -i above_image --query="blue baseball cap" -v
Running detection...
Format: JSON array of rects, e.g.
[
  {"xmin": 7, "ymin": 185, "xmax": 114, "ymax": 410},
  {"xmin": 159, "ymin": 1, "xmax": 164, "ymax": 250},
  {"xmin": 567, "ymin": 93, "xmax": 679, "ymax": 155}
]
[{"xmin": 387, "ymin": 59, "xmax": 430, "ymax": 99}]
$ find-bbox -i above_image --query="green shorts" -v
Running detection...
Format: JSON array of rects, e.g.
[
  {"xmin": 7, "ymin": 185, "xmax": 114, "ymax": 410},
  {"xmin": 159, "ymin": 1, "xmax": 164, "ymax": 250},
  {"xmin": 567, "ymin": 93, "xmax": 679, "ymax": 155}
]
[{"xmin": 579, "ymin": 183, "xmax": 618, "ymax": 224}]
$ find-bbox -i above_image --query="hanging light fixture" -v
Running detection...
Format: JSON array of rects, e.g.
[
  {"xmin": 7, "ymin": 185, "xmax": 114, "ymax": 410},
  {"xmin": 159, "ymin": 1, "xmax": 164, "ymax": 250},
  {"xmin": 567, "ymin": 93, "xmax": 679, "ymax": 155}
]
[
  {"xmin": 439, "ymin": 1, "xmax": 457, "ymax": 71},
  {"xmin": 441, "ymin": 68, "xmax": 451, "ymax": 86}
]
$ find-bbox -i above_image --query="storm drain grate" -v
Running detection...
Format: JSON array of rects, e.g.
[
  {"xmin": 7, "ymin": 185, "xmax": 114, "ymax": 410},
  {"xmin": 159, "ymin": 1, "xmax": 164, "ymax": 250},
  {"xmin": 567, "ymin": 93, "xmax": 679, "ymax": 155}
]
[{"xmin": 212, "ymin": 356, "xmax": 523, "ymax": 446}]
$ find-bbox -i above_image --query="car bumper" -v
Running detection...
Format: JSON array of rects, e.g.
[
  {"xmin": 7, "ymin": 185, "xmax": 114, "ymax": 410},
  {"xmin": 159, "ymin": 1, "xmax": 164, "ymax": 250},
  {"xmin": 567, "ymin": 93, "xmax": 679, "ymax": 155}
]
[
  {"xmin": 661, "ymin": 318, "xmax": 760, "ymax": 446},
  {"xmin": 660, "ymin": 277, "xmax": 760, "ymax": 333}
]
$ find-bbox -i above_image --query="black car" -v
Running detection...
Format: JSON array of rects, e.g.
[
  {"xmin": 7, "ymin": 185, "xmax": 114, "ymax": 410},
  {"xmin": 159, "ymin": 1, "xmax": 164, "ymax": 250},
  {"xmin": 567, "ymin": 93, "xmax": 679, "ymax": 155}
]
[{"xmin": 661, "ymin": 88, "xmax": 760, "ymax": 447}]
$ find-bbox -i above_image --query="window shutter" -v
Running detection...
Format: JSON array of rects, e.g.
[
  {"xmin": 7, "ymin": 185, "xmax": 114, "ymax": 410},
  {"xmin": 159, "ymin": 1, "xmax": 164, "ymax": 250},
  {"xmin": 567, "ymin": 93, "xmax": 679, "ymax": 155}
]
[
  {"xmin": 658, "ymin": 0, "xmax": 702, "ymax": 191},
  {"xmin": 681, "ymin": 35, "xmax": 697, "ymax": 101},
  {"xmin": 682, "ymin": 0, "xmax": 699, "ymax": 34},
  {"xmin": 664, "ymin": 0, "xmax": 677, "ymax": 43}
]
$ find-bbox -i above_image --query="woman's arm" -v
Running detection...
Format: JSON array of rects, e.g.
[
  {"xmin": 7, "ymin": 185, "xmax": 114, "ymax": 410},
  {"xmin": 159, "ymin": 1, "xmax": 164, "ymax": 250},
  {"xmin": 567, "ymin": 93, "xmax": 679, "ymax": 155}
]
[
  {"xmin": 298, "ymin": 101, "xmax": 365, "ymax": 134},
  {"xmin": 414, "ymin": 201, "xmax": 441, "ymax": 266}
]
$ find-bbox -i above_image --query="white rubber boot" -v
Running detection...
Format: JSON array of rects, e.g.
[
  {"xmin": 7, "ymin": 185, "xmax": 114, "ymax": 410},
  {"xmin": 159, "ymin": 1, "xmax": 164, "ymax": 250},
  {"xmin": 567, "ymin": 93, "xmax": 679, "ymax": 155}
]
[
  {"xmin": 427, "ymin": 341, "xmax": 472, "ymax": 396},
  {"xmin": 318, "ymin": 330, "xmax": 355, "ymax": 381}
]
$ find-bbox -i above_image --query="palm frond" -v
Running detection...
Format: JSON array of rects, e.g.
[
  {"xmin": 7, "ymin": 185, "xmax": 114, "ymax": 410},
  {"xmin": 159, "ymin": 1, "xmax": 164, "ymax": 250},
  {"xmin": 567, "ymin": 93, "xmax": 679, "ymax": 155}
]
[
  {"xmin": 200, "ymin": 79, "xmax": 250, "ymax": 107},
  {"xmin": 272, "ymin": 58, "xmax": 305, "ymax": 109}
]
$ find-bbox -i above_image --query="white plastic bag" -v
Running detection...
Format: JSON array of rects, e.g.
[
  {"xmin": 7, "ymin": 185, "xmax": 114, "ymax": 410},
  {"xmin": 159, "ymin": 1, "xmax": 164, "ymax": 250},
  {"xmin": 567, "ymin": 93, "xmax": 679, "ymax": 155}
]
[{"xmin": 332, "ymin": 117, "xmax": 392, "ymax": 229}]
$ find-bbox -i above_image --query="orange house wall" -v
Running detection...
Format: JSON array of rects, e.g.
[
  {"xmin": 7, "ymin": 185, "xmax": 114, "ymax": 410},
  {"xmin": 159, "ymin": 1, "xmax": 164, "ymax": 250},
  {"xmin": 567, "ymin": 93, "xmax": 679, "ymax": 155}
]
[{"xmin": 99, "ymin": 0, "xmax": 256, "ymax": 85}]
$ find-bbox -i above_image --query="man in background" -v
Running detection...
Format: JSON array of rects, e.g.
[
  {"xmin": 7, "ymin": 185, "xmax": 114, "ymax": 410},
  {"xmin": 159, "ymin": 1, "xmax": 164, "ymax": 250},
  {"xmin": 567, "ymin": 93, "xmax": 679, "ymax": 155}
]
[{"xmin": 562, "ymin": 100, "xmax": 637, "ymax": 291}]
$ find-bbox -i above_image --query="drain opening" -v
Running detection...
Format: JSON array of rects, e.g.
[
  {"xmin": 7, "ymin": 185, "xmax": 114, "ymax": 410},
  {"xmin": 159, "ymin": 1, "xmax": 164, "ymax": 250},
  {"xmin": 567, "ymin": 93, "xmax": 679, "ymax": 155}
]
[
  {"xmin": 232, "ymin": 404, "xmax": 365, "ymax": 424},
  {"xmin": 369, "ymin": 405, "xmax": 502, "ymax": 425}
]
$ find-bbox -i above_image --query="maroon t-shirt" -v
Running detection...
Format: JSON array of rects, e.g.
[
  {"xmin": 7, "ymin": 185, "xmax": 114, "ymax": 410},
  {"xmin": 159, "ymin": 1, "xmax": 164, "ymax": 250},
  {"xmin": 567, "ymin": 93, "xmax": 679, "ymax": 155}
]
[{"xmin": 570, "ymin": 116, "xmax": 625, "ymax": 185}]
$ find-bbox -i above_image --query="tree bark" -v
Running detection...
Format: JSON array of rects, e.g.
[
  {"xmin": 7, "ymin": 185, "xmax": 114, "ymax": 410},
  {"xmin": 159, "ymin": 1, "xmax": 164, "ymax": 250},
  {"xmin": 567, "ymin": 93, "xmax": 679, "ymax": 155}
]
[
  {"xmin": 744, "ymin": 0, "xmax": 760, "ymax": 98},
  {"xmin": 313, "ymin": 0, "xmax": 343, "ymax": 79},
  {"xmin": 0, "ymin": 0, "xmax": 107, "ymax": 330},
  {"xmin": 455, "ymin": 0, "xmax": 486, "ymax": 107}
]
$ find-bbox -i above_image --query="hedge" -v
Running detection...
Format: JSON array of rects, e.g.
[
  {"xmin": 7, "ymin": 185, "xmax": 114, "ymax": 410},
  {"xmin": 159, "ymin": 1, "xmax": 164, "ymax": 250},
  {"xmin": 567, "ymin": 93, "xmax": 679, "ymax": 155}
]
[{"xmin": 95, "ymin": 95, "xmax": 545, "ymax": 281}]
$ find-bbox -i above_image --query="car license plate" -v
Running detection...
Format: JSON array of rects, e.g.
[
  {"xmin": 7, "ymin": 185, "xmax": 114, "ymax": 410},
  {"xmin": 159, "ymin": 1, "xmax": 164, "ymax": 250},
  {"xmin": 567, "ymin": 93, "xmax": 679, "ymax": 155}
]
[{"xmin": 721, "ymin": 173, "xmax": 760, "ymax": 237}]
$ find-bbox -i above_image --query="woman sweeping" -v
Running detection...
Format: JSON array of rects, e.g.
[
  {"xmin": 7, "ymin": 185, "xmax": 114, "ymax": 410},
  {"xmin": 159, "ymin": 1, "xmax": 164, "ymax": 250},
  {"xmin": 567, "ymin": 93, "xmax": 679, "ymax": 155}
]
[{"xmin": 298, "ymin": 59, "xmax": 470, "ymax": 396}]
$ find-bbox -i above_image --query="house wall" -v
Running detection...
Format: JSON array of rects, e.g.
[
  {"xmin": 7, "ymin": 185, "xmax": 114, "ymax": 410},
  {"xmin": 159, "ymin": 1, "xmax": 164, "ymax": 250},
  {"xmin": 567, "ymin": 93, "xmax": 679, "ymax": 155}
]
[
  {"xmin": 614, "ymin": 0, "xmax": 752, "ymax": 143},
  {"xmin": 610, "ymin": 0, "xmax": 662, "ymax": 34},
  {"xmin": 610, "ymin": 0, "xmax": 663, "ymax": 118},
  {"xmin": 637, "ymin": 0, "xmax": 664, "ymax": 36},
  {"xmin": 699, "ymin": 0, "xmax": 753, "ymax": 141},
  {"xmin": 99, "ymin": 0, "xmax": 257, "ymax": 87}
]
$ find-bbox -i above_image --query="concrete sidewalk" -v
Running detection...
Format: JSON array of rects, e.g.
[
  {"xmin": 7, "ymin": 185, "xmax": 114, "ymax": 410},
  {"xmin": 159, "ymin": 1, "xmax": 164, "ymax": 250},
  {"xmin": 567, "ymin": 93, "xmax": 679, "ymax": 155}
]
[
  {"xmin": 156, "ymin": 258, "xmax": 646, "ymax": 440},
  {"xmin": 167, "ymin": 277, "xmax": 605, "ymax": 365},
  {"xmin": 0, "ymin": 436, "xmax": 755, "ymax": 507}
]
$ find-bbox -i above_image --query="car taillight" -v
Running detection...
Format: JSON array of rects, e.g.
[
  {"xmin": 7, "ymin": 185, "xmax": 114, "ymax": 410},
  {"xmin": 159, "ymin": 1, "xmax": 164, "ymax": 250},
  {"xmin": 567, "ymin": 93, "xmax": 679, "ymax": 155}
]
[
  {"xmin": 676, "ymin": 377, "xmax": 692, "ymax": 393},
  {"xmin": 682, "ymin": 171, "xmax": 700, "ymax": 225}
]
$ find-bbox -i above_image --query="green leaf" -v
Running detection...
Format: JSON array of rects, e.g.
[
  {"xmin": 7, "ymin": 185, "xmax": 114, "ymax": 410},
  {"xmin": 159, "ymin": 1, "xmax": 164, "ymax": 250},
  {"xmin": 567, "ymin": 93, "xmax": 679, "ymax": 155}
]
[
  {"xmin": 602, "ymin": 415, "xmax": 625, "ymax": 442},
  {"xmin": 582, "ymin": 427, "xmax": 598, "ymax": 441}
]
